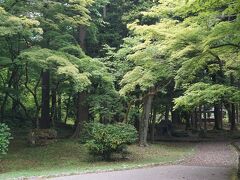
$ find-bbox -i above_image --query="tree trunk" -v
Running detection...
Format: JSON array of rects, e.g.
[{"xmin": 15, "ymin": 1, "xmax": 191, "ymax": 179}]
[
  {"xmin": 182, "ymin": 111, "xmax": 191, "ymax": 130},
  {"xmin": 139, "ymin": 94, "xmax": 154, "ymax": 147},
  {"xmin": 51, "ymin": 88, "xmax": 57, "ymax": 125},
  {"xmin": 39, "ymin": 70, "xmax": 51, "ymax": 129},
  {"xmin": 229, "ymin": 74, "xmax": 236, "ymax": 130},
  {"xmin": 225, "ymin": 102, "xmax": 237, "ymax": 131},
  {"xmin": 72, "ymin": 91, "xmax": 89, "ymax": 138},
  {"xmin": 57, "ymin": 92, "xmax": 62, "ymax": 122},
  {"xmin": 230, "ymin": 103, "xmax": 236, "ymax": 131},
  {"xmin": 103, "ymin": 6, "xmax": 107, "ymax": 18},
  {"xmin": 11, "ymin": 67, "xmax": 20, "ymax": 120},
  {"xmin": 172, "ymin": 109, "xmax": 181, "ymax": 125},
  {"xmin": 64, "ymin": 95, "xmax": 71, "ymax": 124},
  {"xmin": 236, "ymin": 104, "xmax": 239, "ymax": 123},
  {"xmin": 203, "ymin": 106, "xmax": 207, "ymax": 130},
  {"xmin": 150, "ymin": 107, "xmax": 157, "ymax": 143},
  {"xmin": 165, "ymin": 104, "xmax": 170, "ymax": 121},
  {"xmin": 78, "ymin": 25, "xmax": 86, "ymax": 50},
  {"xmin": 214, "ymin": 103, "xmax": 221, "ymax": 130}
]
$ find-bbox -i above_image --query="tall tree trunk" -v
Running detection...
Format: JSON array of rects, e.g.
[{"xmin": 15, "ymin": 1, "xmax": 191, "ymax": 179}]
[
  {"xmin": 203, "ymin": 106, "xmax": 207, "ymax": 130},
  {"xmin": 150, "ymin": 107, "xmax": 157, "ymax": 143},
  {"xmin": 229, "ymin": 74, "xmax": 236, "ymax": 130},
  {"xmin": 139, "ymin": 94, "xmax": 154, "ymax": 147},
  {"xmin": 103, "ymin": 5, "xmax": 107, "ymax": 18},
  {"xmin": 193, "ymin": 108, "xmax": 198, "ymax": 130},
  {"xmin": 182, "ymin": 111, "xmax": 191, "ymax": 130},
  {"xmin": 172, "ymin": 108, "xmax": 181, "ymax": 125},
  {"xmin": 72, "ymin": 91, "xmax": 89, "ymax": 138},
  {"xmin": 214, "ymin": 103, "xmax": 221, "ymax": 130},
  {"xmin": 236, "ymin": 104, "xmax": 239, "ymax": 123},
  {"xmin": 51, "ymin": 88, "xmax": 57, "ymax": 126},
  {"xmin": 225, "ymin": 102, "xmax": 237, "ymax": 131},
  {"xmin": 57, "ymin": 92, "xmax": 62, "ymax": 122},
  {"xmin": 165, "ymin": 104, "xmax": 170, "ymax": 121},
  {"xmin": 39, "ymin": 70, "xmax": 51, "ymax": 129},
  {"xmin": 78, "ymin": 25, "xmax": 86, "ymax": 50},
  {"xmin": 11, "ymin": 67, "xmax": 20, "ymax": 120},
  {"xmin": 230, "ymin": 103, "xmax": 236, "ymax": 131},
  {"xmin": 134, "ymin": 91, "xmax": 141, "ymax": 132},
  {"xmin": 64, "ymin": 95, "xmax": 71, "ymax": 124}
]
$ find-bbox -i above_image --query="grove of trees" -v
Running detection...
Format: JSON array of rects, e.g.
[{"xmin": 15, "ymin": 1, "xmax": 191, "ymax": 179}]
[{"xmin": 0, "ymin": 0, "xmax": 239, "ymax": 153}]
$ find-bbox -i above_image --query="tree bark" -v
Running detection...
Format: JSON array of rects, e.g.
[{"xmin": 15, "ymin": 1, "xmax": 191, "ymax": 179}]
[
  {"xmin": 39, "ymin": 70, "xmax": 51, "ymax": 129},
  {"xmin": 103, "ymin": 5, "xmax": 107, "ymax": 18},
  {"xmin": 139, "ymin": 94, "xmax": 154, "ymax": 147},
  {"xmin": 182, "ymin": 111, "xmax": 191, "ymax": 130},
  {"xmin": 230, "ymin": 103, "xmax": 236, "ymax": 131},
  {"xmin": 64, "ymin": 95, "xmax": 71, "ymax": 124},
  {"xmin": 11, "ymin": 67, "xmax": 20, "ymax": 120},
  {"xmin": 78, "ymin": 25, "xmax": 86, "ymax": 50},
  {"xmin": 150, "ymin": 107, "xmax": 157, "ymax": 143},
  {"xmin": 57, "ymin": 92, "xmax": 62, "ymax": 122},
  {"xmin": 203, "ymin": 106, "xmax": 207, "ymax": 130},
  {"xmin": 72, "ymin": 91, "xmax": 89, "ymax": 138},
  {"xmin": 51, "ymin": 88, "xmax": 57, "ymax": 126},
  {"xmin": 214, "ymin": 103, "xmax": 222, "ymax": 130},
  {"xmin": 172, "ymin": 109, "xmax": 181, "ymax": 125},
  {"xmin": 164, "ymin": 104, "xmax": 170, "ymax": 121},
  {"xmin": 225, "ymin": 102, "xmax": 237, "ymax": 131}
]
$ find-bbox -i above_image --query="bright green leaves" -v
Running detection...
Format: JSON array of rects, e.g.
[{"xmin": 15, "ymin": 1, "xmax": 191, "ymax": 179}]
[
  {"xmin": 0, "ymin": 7, "xmax": 42, "ymax": 37},
  {"xmin": 174, "ymin": 82, "xmax": 240, "ymax": 110},
  {"xmin": 20, "ymin": 47, "xmax": 91, "ymax": 92},
  {"xmin": 119, "ymin": 18, "xmax": 175, "ymax": 96}
]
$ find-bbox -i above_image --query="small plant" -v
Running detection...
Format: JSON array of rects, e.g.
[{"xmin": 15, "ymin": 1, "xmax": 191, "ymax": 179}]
[
  {"xmin": 0, "ymin": 123, "xmax": 12, "ymax": 156},
  {"xmin": 84, "ymin": 123, "xmax": 137, "ymax": 160}
]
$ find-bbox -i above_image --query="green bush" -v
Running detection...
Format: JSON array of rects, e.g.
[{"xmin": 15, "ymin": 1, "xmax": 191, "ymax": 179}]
[
  {"xmin": 0, "ymin": 123, "xmax": 12, "ymax": 156},
  {"xmin": 84, "ymin": 123, "xmax": 137, "ymax": 160}
]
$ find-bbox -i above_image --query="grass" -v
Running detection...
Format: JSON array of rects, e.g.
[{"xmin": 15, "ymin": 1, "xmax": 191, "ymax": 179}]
[{"xmin": 0, "ymin": 138, "xmax": 195, "ymax": 179}]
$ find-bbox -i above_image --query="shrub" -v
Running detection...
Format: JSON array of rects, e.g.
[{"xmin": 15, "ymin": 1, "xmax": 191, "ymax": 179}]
[
  {"xmin": 0, "ymin": 123, "xmax": 12, "ymax": 156},
  {"xmin": 84, "ymin": 123, "xmax": 137, "ymax": 160}
]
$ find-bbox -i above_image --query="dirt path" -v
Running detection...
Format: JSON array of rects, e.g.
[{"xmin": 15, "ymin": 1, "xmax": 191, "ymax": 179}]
[
  {"xmin": 48, "ymin": 141, "xmax": 238, "ymax": 180},
  {"xmin": 181, "ymin": 141, "xmax": 238, "ymax": 167}
]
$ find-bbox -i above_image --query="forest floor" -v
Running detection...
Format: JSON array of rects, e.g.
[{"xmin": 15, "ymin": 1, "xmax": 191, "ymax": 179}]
[
  {"xmin": 49, "ymin": 141, "xmax": 238, "ymax": 180},
  {"xmin": 1, "ymin": 127, "xmax": 239, "ymax": 179},
  {"xmin": 0, "ymin": 137, "xmax": 194, "ymax": 179}
]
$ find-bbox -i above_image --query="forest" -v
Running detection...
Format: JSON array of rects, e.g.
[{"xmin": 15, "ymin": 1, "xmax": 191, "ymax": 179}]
[{"xmin": 0, "ymin": 0, "xmax": 240, "ymax": 179}]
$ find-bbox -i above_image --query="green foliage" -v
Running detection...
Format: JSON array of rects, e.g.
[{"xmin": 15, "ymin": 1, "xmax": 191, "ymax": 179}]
[
  {"xmin": 174, "ymin": 82, "xmax": 240, "ymax": 110},
  {"xmin": 0, "ymin": 123, "xmax": 12, "ymax": 156},
  {"xmin": 84, "ymin": 123, "xmax": 137, "ymax": 160}
]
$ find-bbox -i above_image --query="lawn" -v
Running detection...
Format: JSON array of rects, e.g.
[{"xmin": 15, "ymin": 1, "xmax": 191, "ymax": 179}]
[{"xmin": 0, "ymin": 137, "xmax": 195, "ymax": 179}]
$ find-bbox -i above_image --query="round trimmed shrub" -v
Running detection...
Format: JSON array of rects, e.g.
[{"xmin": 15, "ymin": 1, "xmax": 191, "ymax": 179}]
[{"xmin": 84, "ymin": 123, "xmax": 137, "ymax": 160}]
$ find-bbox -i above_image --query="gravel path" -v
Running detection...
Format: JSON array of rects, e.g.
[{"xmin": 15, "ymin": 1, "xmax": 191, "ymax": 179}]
[
  {"xmin": 181, "ymin": 141, "xmax": 238, "ymax": 167},
  {"xmin": 48, "ymin": 141, "xmax": 238, "ymax": 180}
]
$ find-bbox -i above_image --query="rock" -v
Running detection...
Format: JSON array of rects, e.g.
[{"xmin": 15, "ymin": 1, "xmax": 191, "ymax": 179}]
[{"xmin": 28, "ymin": 129, "xmax": 57, "ymax": 146}]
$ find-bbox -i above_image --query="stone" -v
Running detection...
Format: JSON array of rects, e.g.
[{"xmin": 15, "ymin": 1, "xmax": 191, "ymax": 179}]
[{"xmin": 28, "ymin": 129, "xmax": 57, "ymax": 146}]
